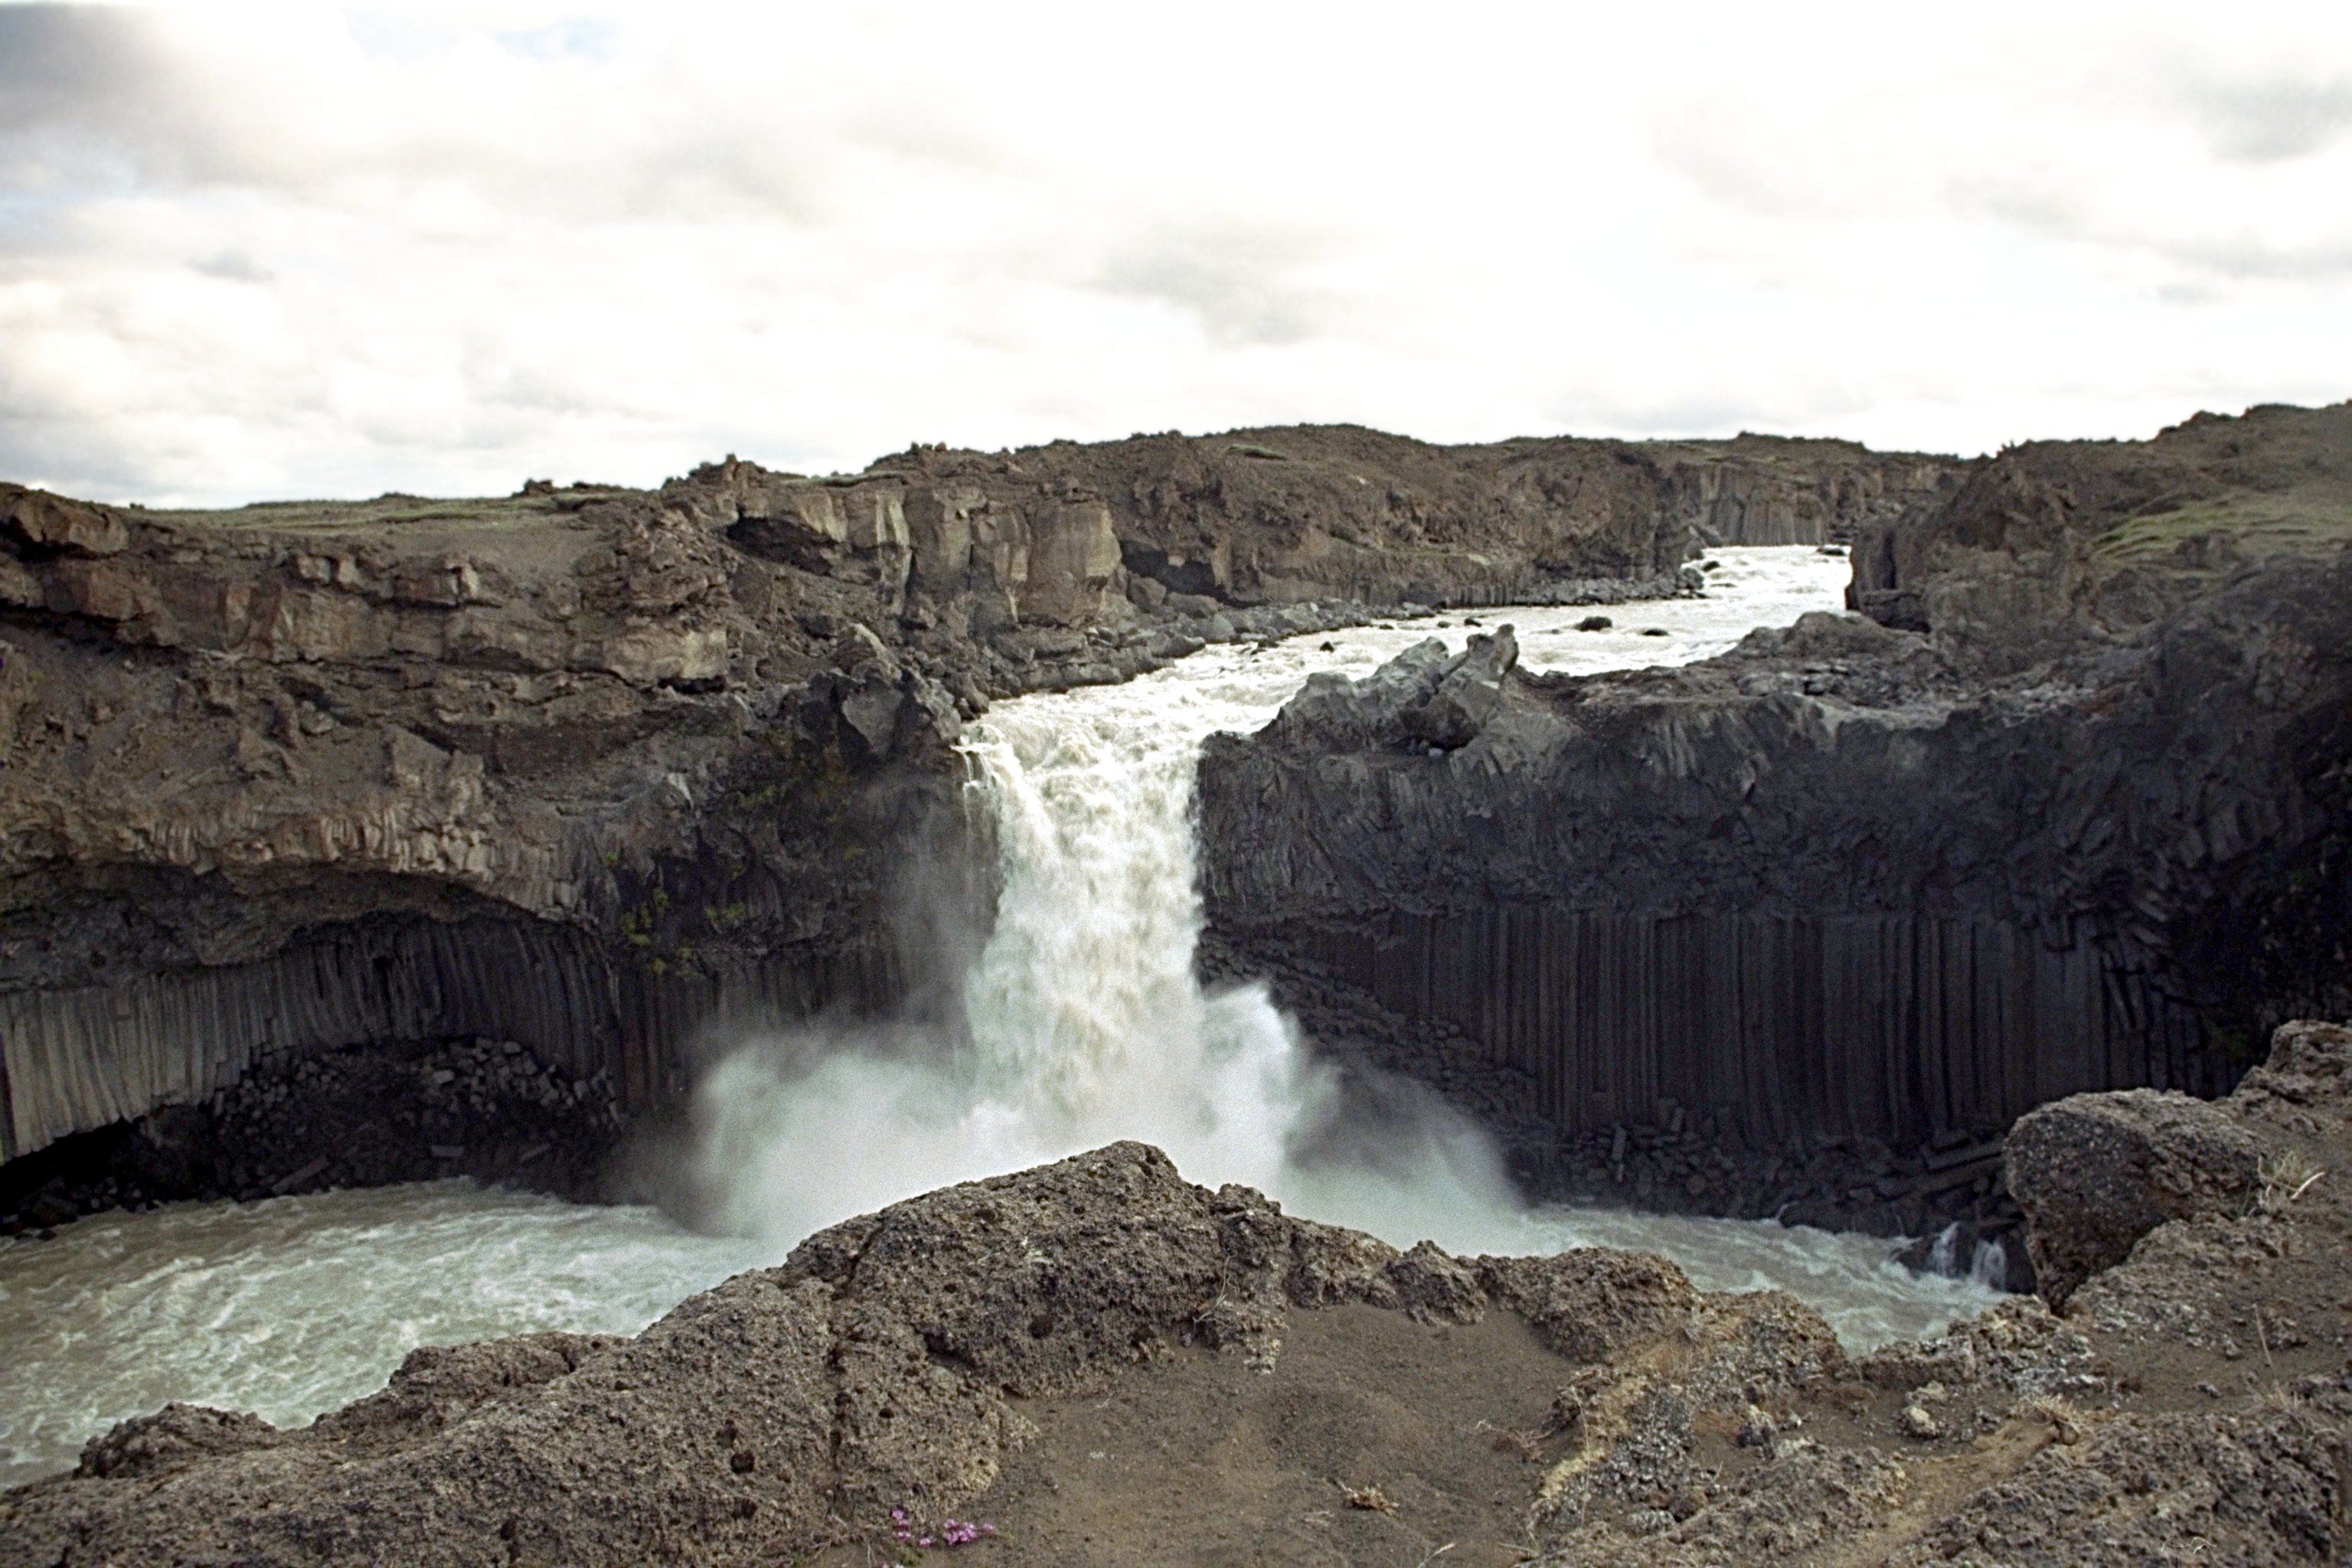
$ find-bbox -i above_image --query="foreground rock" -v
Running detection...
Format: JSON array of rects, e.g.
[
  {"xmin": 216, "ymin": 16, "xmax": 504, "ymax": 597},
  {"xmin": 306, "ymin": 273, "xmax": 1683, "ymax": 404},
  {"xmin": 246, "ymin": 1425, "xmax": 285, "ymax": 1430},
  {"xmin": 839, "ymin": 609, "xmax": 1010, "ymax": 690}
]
[
  {"xmin": 13, "ymin": 1022, "xmax": 2352, "ymax": 1565},
  {"xmin": 0, "ymin": 1142, "xmax": 1831, "ymax": 1565},
  {"xmin": 14, "ymin": 1024, "xmax": 2352, "ymax": 1560},
  {"xmin": 2006, "ymin": 1087, "xmax": 2262, "ymax": 1308}
]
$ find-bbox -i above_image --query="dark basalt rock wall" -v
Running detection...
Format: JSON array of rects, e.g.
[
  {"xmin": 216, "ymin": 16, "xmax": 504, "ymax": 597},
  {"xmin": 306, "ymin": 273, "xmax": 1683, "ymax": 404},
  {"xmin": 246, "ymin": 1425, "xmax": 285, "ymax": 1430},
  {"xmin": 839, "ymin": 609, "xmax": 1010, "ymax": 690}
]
[
  {"xmin": 1268, "ymin": 906, "xmax": 2217, "ymax": 1147},
  {"xmin": 1200, "ymin": 403, "xmax": 2352, "ymax": 1174},
  {"xmin": 0, "ymin": 424, "xmax": 1954, "ymax": 1181},
  {"xmin": 0, "ymin": 912, "xmax": 901, "ymax": 1165}
]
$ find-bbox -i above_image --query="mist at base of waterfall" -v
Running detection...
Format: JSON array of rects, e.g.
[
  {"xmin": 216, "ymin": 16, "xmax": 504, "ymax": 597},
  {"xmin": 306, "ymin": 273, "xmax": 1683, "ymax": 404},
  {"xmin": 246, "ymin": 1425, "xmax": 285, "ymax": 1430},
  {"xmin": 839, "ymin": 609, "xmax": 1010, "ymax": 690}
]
[{"xmin": 684, "ymin": 991, "xmax": 2001, "ymax": 1358}]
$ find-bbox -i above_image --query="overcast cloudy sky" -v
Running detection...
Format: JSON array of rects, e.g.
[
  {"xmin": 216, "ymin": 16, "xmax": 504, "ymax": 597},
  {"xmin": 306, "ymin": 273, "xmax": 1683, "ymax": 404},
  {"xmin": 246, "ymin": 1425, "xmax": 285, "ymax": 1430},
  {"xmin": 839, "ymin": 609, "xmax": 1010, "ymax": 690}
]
[{"xmin": 2, "ymin": 2, "xmax": 2349, "ymax": 505}]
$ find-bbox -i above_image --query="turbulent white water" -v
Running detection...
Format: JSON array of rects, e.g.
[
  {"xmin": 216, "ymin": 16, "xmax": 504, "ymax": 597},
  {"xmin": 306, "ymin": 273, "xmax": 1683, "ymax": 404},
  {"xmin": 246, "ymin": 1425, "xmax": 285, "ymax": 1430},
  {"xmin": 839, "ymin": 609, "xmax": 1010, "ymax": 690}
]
[
  {"xmin": 0, "ymin": 547, "xmax": 2001, "ymax": 1488},
  {"xmin": 0, "ymin": 1184, "xmax": 766, "ymax": 1486}
]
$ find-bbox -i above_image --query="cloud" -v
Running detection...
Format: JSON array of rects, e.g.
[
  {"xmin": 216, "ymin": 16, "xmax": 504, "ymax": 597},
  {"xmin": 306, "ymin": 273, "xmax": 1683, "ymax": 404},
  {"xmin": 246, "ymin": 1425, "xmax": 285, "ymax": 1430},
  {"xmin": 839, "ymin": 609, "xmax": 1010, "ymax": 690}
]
[
  {"xmin": 1089, "ymin": 222, "xmax": 1344, "ymax": 346},
  {"xmin": 190, "ymin": 249, "xmax": 273, "ymax": 283},
  {"xmin": 0, "ymin": 5, "xmax": 193, "ymax": 189},
  {"xmin": 2179, "ymin": 74, "xmax": 2352, "ymax": 162},
  {"xmin": 0, "ymin": 7, "xmax": 160, "ymax": 126},
  {"xmin": 1949, "ymin": 175, "xmax": 2352, "ymax": 283},
  {"xmin": 0, "ymin": 3, "xmax": 2347, "ymax": 505}
]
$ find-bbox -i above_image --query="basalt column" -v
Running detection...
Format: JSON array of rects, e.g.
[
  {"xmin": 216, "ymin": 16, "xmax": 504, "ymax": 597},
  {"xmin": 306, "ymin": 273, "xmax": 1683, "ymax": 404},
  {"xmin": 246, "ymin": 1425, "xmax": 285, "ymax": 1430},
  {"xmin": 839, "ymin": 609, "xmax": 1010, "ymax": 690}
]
[
  {"xmin": 1268, "ymin": 907, "xmax": 2219, "ymax": 1146},
  {"xmin": 0, "ymin": 913, "xmax": 904, "ymax": 1165}
]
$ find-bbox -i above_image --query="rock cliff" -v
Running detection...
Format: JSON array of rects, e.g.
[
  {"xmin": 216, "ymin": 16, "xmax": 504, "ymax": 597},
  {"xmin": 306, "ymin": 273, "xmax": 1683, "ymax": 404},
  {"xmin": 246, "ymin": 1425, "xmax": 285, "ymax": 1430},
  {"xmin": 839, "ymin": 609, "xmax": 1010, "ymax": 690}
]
[
  {"xmin": 0, "ymin": 424, "xmax": 1949, "ymax": 1188},
  {"xmin": 1200, "ymin": 403, "xmax": 2352, "ymax": 1233}
]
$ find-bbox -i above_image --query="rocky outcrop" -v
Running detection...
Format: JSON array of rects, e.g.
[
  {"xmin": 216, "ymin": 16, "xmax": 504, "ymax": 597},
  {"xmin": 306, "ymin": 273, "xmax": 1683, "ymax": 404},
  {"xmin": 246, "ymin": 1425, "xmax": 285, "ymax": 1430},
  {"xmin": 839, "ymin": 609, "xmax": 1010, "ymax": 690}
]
[
  {"xmin": 0, "ymin": 1142, "xmax": 1834, "ymax": 1564},
  {"xmin": 1650, "ymin": 433, "xmax": 1957, "ymax": 547},
  {"xmin": 16, "ymin": 1076, "xmax": 2352, "ymax": 1564},
  {"xmin": 2010, "ymin": 1020, "xmax": 2352, "ymax": 1312},
  {"xmin": 2006, "ymin": 1089, "xmax": 2264, "ymax": 1308},
  {"xmin": 1200, "ymin": 402, "xmax": 2352, "ymax": 1230},
  {"xmin": 988, "ymin": 426, "xmax": 1957, "ymax": 606}
]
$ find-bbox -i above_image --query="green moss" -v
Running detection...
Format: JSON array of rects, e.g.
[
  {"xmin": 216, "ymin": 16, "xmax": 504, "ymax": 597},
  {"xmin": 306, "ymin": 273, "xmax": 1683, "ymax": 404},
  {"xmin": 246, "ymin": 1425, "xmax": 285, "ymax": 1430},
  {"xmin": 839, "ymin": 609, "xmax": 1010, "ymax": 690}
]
[{"xmin": 2092, "ymin": 492, "xmax": 2352, "ymax": 567}]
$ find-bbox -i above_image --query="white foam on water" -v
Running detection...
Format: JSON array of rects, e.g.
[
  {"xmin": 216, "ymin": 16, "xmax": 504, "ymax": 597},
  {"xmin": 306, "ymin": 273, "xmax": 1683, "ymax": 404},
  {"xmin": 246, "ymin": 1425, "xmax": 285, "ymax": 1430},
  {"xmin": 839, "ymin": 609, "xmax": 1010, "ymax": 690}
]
[
  {"xmin": 0, "ymin": 547, "xmax": 2002, "ymax": 1487},
  {"xmin": 0, "ymin": 1182, "xmax": 763, "ymax": 1487}
]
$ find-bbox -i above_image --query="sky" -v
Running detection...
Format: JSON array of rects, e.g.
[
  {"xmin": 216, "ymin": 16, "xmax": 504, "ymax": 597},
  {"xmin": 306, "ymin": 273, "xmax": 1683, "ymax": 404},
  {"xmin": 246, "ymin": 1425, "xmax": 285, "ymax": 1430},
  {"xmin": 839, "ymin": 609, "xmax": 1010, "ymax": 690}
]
[{"xmin": 2, "ymin": 2, "xmax": 2350, "ymax": 506}]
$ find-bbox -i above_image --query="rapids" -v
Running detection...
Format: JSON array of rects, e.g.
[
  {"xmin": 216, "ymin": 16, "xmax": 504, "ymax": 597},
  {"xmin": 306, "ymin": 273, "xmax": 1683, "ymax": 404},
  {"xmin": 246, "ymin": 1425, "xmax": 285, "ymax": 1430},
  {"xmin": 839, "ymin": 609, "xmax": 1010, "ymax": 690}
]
[{"xmin": 0, "ymin": 547, "xmax": 2002, "ymax": 1488}]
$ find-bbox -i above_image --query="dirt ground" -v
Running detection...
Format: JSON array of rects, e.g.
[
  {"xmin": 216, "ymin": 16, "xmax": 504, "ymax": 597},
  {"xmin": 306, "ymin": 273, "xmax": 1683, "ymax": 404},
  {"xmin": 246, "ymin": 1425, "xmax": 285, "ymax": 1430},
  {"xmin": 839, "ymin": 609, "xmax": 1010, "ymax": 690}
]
[{"xmin": 959, "ymin": 1307, "xmax": 1563, "ymax": 1567}]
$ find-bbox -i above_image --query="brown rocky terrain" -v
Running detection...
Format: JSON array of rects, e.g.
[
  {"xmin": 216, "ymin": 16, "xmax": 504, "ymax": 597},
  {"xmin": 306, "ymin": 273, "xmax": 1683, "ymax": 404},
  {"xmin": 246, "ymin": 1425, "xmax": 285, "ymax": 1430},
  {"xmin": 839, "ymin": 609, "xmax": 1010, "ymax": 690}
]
[
  {"xmin": 1200, "ymin": 402, "xmax": 2352, "ymax": 1254},
  {"xmin": 7, "ymin": 1018, "xmax": 2350, "ymax": 1566},
  {"xmin": 0, "ymin": 423, "xmax": 1951, "ymax": 1215}
]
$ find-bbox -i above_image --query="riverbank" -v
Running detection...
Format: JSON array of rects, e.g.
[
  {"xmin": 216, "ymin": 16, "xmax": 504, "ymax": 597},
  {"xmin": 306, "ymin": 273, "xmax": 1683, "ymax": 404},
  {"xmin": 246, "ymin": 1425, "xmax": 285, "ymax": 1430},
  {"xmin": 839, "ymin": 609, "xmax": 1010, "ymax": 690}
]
[{"xmin": 8, "ymin": 1019, "xmax": 2347, "ymax": 1564}]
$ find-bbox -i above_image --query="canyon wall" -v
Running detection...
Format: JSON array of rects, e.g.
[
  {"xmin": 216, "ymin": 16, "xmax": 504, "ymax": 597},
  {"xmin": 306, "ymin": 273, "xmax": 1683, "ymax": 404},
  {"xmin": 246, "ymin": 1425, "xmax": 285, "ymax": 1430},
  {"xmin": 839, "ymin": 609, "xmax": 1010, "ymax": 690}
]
[
  {"xmin": 1201, "ymin": 403, "xmax": 2352, "ymax": 1161},
  {"xmin": 1266, "ymin": 907, "xmax": 2217, "ymax": 1148},
  {"xmin": 0, "ymin": 916, "xmax": 903, "ymax": 1163},
  {"xmin": 0, "ymin": 425, "xmax": 1952, "ymax": 1172}
]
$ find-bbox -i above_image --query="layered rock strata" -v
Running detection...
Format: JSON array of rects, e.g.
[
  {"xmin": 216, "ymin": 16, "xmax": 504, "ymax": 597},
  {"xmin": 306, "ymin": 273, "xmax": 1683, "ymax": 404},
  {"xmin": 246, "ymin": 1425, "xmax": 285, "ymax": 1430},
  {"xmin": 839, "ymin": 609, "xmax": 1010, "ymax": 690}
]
[{"xmin": 1201, "ymin": 403, "xmax": 2352, "ymax": 1228}]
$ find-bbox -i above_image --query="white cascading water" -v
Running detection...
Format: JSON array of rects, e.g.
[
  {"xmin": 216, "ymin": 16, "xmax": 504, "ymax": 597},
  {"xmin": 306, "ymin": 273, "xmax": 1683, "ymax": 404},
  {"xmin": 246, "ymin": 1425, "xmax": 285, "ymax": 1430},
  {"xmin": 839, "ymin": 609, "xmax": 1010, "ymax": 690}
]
[
  {"xmin": 694, "ymin": 669, "xmax": 1517, "ymax": 1253},
  {"xmin": 0, "ymin": 548, "xmax": 2004, "ymax": 1488},
  {"xmin": 691, "ymin": 547, "xmax": 2010, "ymax": 1293}
]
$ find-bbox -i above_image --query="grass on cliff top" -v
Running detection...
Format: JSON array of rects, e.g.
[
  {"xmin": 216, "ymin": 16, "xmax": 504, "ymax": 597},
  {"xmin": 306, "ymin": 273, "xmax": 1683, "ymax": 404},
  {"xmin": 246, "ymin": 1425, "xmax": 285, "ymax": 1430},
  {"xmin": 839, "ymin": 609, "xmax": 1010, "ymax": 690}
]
[
  {"xmin": 2091, "ymin": 488, "xmax": 2352, "ymax": 570},
  {"xmin": 131, "ymin": 490, "xmax": 623, "ymax": 535}
]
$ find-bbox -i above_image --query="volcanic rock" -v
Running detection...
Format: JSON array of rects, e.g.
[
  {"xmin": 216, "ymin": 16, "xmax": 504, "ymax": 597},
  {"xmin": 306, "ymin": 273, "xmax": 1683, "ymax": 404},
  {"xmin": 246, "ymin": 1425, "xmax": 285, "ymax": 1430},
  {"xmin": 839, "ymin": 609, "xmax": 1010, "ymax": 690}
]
[
  {"xmin": 2005, "ymin": 1088, "xmax": 2264, "ymax": 1309},
  {"xmin": 1199, "ymin": 401, "xmax": 2352, "ymax": 1232}
]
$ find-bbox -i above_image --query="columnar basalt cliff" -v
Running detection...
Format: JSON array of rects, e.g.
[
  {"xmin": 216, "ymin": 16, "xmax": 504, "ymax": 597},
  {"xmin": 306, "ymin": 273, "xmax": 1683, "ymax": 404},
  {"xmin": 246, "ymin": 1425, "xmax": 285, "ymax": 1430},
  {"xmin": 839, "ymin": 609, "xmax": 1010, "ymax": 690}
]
[
  {"xmin": 0, "ymin": 425, "xmax": 1949, "ymax": 1197},
  {"xmin": 1200, "ymin": 403, "xmax": 2352, "ymax": 1230}
]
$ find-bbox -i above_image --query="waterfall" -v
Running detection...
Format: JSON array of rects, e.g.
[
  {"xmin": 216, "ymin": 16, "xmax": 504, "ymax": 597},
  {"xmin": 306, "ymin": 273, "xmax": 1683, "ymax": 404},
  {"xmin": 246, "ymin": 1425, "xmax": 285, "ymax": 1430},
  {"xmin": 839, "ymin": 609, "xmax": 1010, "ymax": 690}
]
[
  {"xmin": 688, "ymin": 547, "xmax": 1857, "ymax": 1250},
  {"xmin": 0, "ymin": 550, "xmax": 2008, "ymax": 1488},
  {"xmin": 688, "ymin": 664, "xmax": 1523, "ymax": 1250},
  {"xmin": 1927, "ymin": 1222, "xmax": 1962, "ymax": 1277}
]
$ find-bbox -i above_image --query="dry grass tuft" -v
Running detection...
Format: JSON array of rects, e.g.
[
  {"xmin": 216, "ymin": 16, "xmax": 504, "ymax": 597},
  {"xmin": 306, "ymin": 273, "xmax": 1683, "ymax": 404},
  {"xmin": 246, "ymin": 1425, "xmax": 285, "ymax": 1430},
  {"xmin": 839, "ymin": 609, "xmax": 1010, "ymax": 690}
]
[
  {"xmin": 2259, "ymin": 1148, "xmax": 2325, "ymax": 1214},
  {"xmin": 1472, "ymin": 1419, "xmax": 1545, "ymax": 1460}
]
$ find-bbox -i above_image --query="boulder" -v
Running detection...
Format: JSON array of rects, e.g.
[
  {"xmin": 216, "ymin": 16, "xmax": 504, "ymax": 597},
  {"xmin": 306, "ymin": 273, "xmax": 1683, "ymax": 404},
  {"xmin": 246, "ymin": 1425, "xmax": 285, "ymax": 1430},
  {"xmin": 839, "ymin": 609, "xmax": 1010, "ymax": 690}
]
[
  {"xmin": 1, "ymin": 485, "xmax": 128, "ymax": 557},
  {"xmin": 1402, "ymin": 627, "xmax": 1518, "ymax": 750},
  {"xmin": 2235, "ymin": 1019, "xmax": 2352, "ymax": 1116},
  {"xmin": 1271, "ymin": 636, "xmax": 1451, "ymax": 748},
  {"xmin": 2006, "ymin": 1087, "xmax": 2264, "ymax": 1309}
]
